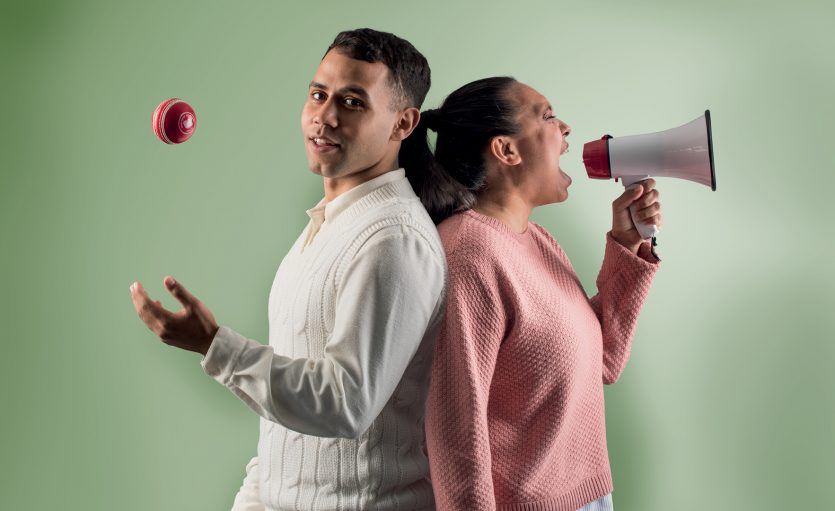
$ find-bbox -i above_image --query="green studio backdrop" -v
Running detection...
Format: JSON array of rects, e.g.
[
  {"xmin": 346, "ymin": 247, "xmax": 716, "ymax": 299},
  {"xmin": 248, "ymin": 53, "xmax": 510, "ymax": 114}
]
[{"xmin": 1, "ymin": 0, "xmax": 833, "ymax": 509}]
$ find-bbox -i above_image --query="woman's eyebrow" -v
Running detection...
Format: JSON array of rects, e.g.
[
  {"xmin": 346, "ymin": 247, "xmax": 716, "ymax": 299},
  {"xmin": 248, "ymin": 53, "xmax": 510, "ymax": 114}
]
[{"xmin": 534, "ymin": 101, "xmax": 552, "ymax": 115}]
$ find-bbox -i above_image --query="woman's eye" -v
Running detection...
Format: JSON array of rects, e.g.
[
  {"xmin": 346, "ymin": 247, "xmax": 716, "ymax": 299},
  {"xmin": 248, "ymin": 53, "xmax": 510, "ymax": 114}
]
[{"xmin": 544, "ymin": 113, "xmax": 556, "ymax": 121}]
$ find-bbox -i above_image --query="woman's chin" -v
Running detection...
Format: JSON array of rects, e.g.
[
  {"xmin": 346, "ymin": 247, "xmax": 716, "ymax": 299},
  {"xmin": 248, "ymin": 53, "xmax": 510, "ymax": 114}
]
[{"xmin": 542, "ymin": 189, "xmax": 569, "ymax": 205}]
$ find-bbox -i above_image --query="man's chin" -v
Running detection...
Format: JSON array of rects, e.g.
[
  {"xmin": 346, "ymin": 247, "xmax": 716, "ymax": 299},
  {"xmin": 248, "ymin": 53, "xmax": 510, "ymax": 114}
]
[
  {"xmin": 306, "ymin": 157, "xmax": 338, "ymax": 177},
  {"xmin": 308, "ymin": 162, "xmax": 349, "ymax": 179}
]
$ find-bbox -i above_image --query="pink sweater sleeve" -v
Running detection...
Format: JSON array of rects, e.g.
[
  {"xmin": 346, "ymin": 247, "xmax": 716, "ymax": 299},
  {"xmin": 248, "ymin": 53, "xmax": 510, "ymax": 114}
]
[
  {"xmin": 425, "ymin": 259, "xmax": 506, "ymax": 511},
  {"xmin": 589, "ymin": 232, "xmax": 661, "ymax": 385}
]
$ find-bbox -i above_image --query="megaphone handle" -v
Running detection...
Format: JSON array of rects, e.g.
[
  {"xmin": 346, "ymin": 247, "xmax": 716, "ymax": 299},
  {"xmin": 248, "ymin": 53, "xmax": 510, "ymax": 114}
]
[{"xmin": 620, "ymin": 175, "xmax": 660, "ymax": 240}]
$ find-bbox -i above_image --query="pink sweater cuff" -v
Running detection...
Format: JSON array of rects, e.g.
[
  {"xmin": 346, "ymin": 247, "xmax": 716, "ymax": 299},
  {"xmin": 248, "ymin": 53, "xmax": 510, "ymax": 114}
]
[
  {"xmin": 605, "ymin": 231, "xmax": 661, "ymax": 265},
  {"xmin": 598, "ymin": 231, "xmax": 661, "ymax": 288}
]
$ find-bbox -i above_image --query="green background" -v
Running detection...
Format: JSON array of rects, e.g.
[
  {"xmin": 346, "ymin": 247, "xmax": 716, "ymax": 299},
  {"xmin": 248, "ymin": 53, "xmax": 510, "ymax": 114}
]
[{"xmin": 2, "ymin": 0, "xmax": 833, "ymax": 509}]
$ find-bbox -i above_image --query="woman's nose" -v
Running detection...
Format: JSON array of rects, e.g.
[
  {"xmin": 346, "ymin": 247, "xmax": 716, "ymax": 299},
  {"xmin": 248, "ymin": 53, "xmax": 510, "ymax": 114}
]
[{"xmin": 561, "ymin": 120, "xmax": 571, "ymax": 136}]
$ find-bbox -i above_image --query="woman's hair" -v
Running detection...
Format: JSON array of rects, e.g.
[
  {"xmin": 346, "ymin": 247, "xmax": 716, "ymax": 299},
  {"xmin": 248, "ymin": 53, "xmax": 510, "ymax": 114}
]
[{"xmin": 399, "ymin": 76, "xmax": 521, "ymax": 224}]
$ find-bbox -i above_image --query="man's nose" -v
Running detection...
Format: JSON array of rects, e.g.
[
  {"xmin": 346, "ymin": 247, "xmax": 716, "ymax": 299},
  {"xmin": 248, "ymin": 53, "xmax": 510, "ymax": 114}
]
[{"xmin": 312, "ymin": 99, "xmax": 338, "ymax": 128}]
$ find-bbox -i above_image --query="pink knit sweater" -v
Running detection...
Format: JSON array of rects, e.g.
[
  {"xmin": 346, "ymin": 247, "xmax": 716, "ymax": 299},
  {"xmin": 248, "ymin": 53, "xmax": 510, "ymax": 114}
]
[{"xmin": 425, "ymin": 209, "xmax": 660, "ymax": 511}]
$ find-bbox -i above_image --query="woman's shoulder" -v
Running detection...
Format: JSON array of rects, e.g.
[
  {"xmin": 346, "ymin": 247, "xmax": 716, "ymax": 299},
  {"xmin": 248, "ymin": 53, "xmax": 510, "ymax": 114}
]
[{"xmin": 437, "ymin": 210, "xmax": 513, "ymax": 263}]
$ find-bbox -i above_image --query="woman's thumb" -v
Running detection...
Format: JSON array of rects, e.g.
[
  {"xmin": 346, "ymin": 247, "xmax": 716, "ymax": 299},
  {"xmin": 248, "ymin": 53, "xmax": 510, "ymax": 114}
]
[{"xmin": 615, "ymin": 183, "xmax": 643, "ymax": 209}]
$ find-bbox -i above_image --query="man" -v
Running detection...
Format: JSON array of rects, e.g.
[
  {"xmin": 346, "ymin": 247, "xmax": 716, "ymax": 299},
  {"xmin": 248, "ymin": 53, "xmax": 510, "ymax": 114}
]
[{"xmin": 130, "ymin": 29, "xmax": 445, "ymax": 511}]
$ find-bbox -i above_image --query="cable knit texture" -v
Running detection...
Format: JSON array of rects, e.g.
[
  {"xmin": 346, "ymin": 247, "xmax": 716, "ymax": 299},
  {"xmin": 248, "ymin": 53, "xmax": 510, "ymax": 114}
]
[{"xmin": 425, "ymin": 209, "xmax": 660, "ymax": 511}]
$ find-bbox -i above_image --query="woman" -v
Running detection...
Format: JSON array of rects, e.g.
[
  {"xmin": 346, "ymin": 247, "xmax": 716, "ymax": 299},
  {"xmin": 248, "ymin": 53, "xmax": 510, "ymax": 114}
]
[{"xmin": 399, "ymin": 77, "xmax": 662, "ymax": 511}]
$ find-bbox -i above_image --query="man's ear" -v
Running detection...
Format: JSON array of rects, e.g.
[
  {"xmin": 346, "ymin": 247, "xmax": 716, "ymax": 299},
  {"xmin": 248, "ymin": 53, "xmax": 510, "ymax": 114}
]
[
  {"xmin": 390, "ymin": 107, "xmax": 421, "ymax": 142},
  {"xmin": 488, "ymin": 135, "xmax": 522, "ymax": 166}
]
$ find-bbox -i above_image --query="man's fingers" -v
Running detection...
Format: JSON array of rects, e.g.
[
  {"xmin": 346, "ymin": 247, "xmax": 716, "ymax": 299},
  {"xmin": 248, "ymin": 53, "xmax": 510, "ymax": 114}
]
[
  {"xmin": 130, "ymin": 281, "xmax": 156, "ymax": 318},
  {"xmin": 130, "ymin": 281, "xmax": 174, "ymax": 329},
  {"xmin": 164, "ymin": 276, "xmax": 198, "ymax": 309}
]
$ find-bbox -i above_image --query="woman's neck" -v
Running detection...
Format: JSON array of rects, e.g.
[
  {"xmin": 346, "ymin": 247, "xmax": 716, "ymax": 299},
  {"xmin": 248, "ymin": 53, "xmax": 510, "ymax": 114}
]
[{"xmin": 472, "ymin": 192, "xmax": 533, "ymax": 234}]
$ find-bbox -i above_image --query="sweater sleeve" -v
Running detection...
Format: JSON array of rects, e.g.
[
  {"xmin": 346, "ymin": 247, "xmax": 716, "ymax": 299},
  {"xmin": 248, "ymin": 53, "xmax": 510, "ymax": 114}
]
[
  {"xmin": 589, "ymin": 231, "xmax": 660, "ymax": 385},
  {"xmin": 200, "ymin": 225, "xmax": 446, "ymax": 438},
  {"xmin": 425, "ymin": 257, "xmax": 506, "ymax": 511}
]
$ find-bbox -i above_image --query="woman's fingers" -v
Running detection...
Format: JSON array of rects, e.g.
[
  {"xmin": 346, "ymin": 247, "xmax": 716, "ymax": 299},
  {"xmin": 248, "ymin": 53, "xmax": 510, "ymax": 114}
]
[
  {"xmin": 636, "ymin": 188, "xmax": 660, "ymax": 209},
  {"xmin": 613, "ymin": 184, "xmax": 643, "ymax": 212},
  {"xmin": 635, "ymin": 201, "xmax": 661, "ymax": 221}
]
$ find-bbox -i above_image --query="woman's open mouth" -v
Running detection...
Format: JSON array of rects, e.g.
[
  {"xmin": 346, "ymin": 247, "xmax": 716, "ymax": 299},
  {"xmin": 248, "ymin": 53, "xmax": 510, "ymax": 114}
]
[{"xmin": 560, "ymin": 166, "xmax": 572, "ymax": 185}]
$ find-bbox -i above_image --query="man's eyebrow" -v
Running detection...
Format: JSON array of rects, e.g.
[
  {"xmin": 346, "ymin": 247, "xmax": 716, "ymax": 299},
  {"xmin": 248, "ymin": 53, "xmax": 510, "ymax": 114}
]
[{"xmin": 308, "ymin": 81, "xmax": 370, "ymax": 100}]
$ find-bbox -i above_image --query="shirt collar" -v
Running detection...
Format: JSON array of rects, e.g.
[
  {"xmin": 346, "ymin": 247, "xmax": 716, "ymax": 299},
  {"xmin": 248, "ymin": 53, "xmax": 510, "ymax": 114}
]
[
  {"xmin": 305, "ymin": 198, "xmax": 326, "ymax": 223},
  {"xmin": 307, "ymin": 168, "xmax": 407, "ymax": 224}
]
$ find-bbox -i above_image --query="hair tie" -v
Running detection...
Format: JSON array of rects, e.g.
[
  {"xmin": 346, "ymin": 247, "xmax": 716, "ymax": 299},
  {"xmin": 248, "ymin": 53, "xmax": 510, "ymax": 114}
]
[{"xmin": 421, "ymin": 109, "xmax": 441, "ymax": 131}]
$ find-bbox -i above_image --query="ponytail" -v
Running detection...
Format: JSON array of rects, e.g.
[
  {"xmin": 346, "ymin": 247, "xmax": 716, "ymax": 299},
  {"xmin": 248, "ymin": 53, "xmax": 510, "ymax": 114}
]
[
  {"xmin": 400, "ymin": 109, "xmax": 476, "ymax": 224},
  {"xmin": 399, "ymin": 76, "xmax": 521, "ymax": 224}
]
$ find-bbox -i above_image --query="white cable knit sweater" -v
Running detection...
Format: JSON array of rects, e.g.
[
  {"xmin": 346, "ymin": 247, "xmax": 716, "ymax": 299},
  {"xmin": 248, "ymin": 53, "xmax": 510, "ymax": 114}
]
[{"xmin": 201, "ymin": 169, "xmax": 447, "ymax": 511}]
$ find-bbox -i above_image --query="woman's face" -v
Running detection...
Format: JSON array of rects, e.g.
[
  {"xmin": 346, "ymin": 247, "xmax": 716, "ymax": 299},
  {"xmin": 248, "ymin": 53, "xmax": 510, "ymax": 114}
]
[{"xmin": 506, "ymin": 82, "xmax": 573, "ymax": 205}]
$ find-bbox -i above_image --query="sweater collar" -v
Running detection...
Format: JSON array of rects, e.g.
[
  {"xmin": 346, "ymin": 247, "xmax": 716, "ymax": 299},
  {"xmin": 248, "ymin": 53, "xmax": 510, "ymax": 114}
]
[{"xmin": 306, "ymin": 168, "xmax": 411, "ymax": 224}]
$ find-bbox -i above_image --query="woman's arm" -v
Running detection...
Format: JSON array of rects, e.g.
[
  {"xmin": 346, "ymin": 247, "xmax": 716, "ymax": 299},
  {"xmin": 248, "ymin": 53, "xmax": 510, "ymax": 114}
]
[
  {"xmin": 589, "ymin": 232, "xmax": 660, "ymax": 384},
  {"xmin": 587, "ymin": 179, "xmax": 663, "ymax": 384}
]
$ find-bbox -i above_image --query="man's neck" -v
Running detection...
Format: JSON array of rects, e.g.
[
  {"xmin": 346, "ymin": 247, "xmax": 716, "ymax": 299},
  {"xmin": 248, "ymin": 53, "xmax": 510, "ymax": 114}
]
[{"xmin": 323, "ymin": 161, "xmax": 399, "ymax": 202}]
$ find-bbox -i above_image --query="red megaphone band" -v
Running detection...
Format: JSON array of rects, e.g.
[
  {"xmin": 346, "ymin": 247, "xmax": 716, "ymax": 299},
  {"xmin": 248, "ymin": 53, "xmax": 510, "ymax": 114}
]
[{"xmin": 582, "ymin": 135, "xmax": 613, "ymax": 180}]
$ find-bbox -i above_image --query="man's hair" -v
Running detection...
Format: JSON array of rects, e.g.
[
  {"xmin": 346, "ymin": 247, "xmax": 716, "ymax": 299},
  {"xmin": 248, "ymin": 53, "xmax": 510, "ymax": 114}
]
[{"xmin": 325, "ymin": 28, "xmax": 431, "ymax": 110}]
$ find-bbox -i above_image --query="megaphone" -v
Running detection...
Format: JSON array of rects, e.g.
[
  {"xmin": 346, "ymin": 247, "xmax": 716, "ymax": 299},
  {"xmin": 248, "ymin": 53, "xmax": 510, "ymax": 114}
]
[{"xmin": 582, "ymin": 110, "xmax": 716, "ymax": 240}]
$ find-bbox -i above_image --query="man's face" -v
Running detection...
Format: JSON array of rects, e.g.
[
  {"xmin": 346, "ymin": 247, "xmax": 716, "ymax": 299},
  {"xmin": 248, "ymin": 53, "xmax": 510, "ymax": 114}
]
[{"xmin": 301, "ymin": 49, "xmax": 402, "ymax": 179}]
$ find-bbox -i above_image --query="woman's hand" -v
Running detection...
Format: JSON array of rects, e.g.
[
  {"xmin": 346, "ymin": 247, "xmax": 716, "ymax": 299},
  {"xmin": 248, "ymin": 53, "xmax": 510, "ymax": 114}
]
[{"xmin": 611, "ymin": 178, "xmax": 663, "ymax": 254}]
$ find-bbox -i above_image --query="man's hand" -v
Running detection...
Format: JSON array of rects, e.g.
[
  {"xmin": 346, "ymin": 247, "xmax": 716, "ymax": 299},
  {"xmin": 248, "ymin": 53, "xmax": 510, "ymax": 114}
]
[
  {"xmin": 610, "ymin": 178, "xmax": 663, "ymax": 254},
  {"xmin": 129, "ymin": 276, "xmax": 219, "ymax": 356}
]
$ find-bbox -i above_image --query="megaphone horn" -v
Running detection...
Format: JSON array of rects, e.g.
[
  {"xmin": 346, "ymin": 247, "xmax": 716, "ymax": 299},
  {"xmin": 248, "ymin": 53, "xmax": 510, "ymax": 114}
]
[{"xmin": 582, "ymin": 110, "xmax": 717, "ymax": 240}]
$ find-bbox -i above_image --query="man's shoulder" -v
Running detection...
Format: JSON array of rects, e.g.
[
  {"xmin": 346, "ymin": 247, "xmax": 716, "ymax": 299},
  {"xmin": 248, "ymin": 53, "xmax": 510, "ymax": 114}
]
[
  {"xmin": 334, "ymin": 209, "xmax": 447, "ymax": 290},
  {"xmin": 357, "ymin": 197, "xmax": 443, "ymax": 251}
]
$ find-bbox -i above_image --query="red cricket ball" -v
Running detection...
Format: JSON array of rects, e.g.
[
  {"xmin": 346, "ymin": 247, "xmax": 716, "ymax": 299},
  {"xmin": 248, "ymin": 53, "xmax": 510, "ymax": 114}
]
[{"xmin": 152, "ymin": 98, "xmax": 196, "ymax": 144}]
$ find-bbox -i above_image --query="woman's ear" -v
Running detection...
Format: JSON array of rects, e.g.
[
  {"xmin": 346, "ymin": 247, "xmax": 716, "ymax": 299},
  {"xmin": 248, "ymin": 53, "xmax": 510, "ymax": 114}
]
[
  {"xmin": 488, "ymin": 135, "xmax": 522, "ymax": 166},
  {"xmin": 391, "ymin": 107, "xmax": 421, "ymax": 141}
]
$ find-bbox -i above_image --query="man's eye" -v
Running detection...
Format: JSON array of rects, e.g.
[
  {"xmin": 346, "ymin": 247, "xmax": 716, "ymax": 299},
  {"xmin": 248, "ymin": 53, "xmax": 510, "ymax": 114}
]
[
  {"xmin": 344, "ymin": 97, "xmax": 364, "ymax": 108},
  {"xmin": 311, "ymin": 91, "xmax": 326, "ymax": 101}
]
